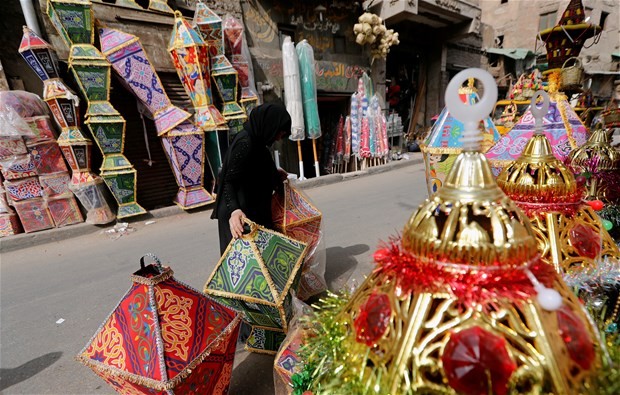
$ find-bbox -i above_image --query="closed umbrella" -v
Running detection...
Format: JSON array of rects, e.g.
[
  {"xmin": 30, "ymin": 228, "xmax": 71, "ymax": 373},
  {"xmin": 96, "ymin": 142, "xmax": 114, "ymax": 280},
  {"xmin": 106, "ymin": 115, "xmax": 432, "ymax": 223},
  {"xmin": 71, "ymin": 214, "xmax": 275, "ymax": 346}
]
[
  {"xmin": 296, "ymin": 40, "xmax": 322, "ymax": 177},
  {"xmin": 282, "ymin": 36, "xmax": 306, "ymax": 180}
]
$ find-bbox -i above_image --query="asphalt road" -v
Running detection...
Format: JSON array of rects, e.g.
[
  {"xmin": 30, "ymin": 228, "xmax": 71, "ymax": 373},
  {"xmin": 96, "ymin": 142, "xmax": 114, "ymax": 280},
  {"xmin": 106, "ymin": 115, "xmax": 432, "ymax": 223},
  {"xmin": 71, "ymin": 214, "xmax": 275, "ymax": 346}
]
[{"xmin": 0, "ymin": 160, "xmax": 429, "ymax": 395}]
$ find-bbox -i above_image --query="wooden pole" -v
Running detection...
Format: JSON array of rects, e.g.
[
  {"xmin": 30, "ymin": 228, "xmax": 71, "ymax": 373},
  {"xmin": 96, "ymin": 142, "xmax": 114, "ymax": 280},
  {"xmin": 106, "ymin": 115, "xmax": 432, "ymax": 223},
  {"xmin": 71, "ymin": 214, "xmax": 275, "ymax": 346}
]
[
  {"xmin": 297, "ymin": 140, "xmax": 306, "ymax": 180},
  {"xmin": 312, "ymin": 139, "xmax": 320, "ymax": 177}
]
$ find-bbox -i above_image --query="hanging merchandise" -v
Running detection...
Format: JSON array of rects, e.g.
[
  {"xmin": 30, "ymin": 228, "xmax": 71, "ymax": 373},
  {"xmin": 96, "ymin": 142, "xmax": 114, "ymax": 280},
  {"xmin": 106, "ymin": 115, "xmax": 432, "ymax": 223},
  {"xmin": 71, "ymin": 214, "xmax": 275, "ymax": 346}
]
[
  {"xmin": 352, "ymin": 12, "xmax": 399, "ymax": 61},
  {"xmin": 287, "ymin": 69, "xmax": 606, "ymax": 395},
  {"xmin": 77, "ymin": 255, "xmax": 242, "ymax": 394},
  {"xmin": 537, "ymin": 0, "xmax": 601, "ymax": 71},
  {"xmin": 486, "ymin": 72, "xmax": 588, "ymax": 176},
  {"xmin": 148, "ymin": 0, "xmax": 174, "ymax": 14},
  {"xmin": 296, "ymin": 40, "xmax": 321, "ymax": 177},
  {"xmin": 169, "ymin": 11, "xmax": 227, "ymax": 173},
  {"xmin": 17, "ymin": 27, "xmax": 115, "ymax": 224},
  {"xmin": 272, "ymin": 181, "xmax": 325, "ymax": 300},
  {"xmin": 193, "ymin": 0, "xmax": 246, "ymax": 135},
  {"xmin": 204, "ymin": 220, "xmax": 308, "ymax": 354},
  {"xmin": 223, "ymin": 14, "xmax": 259, "ymax": 115},
  {"xmin": 282, "ymin": 36, "xmax": 306, "ymax": 180},
  {"xmin": 422, "ymin": 79, "xmax": 501, "ymax": 195},
  {"xmin": 343, "ymin": 115, "xmax": 352, "ymax": 165},
  {"xmin": 47, "ymin": 0, "xmax": 146, "ymax": 219},
  {"xmin": 350, "ymin": 93, "xmax": 360, "ymax": 159},
  {"xmin": 332, "ymin": 115, "xmax": 345, "ymax": 173},
  {"xmin": 100, "ymin": 27, "xmax": 216, "ymax": 210},
  {"xmin": 497, "ymin": 91, "xmax": 620, "ymax": 327},
  {"xmin": 359, "ymin": 95, "xmax": 371, "ymax": 159}
]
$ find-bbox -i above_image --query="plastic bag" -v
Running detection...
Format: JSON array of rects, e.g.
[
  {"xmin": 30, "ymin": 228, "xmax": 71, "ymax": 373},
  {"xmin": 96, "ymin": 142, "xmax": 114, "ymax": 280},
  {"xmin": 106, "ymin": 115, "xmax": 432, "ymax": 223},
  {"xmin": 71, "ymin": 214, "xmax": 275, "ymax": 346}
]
[
  {"xmin": 273, "ymin": 297, "xmax": 312, "ymax": 395},
  {"xmin": 0, "ymin": 105, "xmax": 36, "ymax": 139},
  {"xmin": 0, "ymin": 90, "xmax": 48, "ymax": 118},
  {"xmin": 70, "ymin": 180, "xmax": 116, "ymax": 225},
  {"xmin": 282, "ymin": 36, "xmax": 305, "ymax": 141}
]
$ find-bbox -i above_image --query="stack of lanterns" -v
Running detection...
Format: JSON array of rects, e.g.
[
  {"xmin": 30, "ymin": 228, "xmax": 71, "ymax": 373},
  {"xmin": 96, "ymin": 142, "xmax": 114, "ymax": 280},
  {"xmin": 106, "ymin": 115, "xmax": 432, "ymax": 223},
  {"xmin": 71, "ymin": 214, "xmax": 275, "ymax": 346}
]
[
  {"xmin": 284, "ymin": 69, "xmax": 606, "ymax": 395},
  {"xmin": 17, "ymin": 26, "xmax": 115, "ymax": 225}
]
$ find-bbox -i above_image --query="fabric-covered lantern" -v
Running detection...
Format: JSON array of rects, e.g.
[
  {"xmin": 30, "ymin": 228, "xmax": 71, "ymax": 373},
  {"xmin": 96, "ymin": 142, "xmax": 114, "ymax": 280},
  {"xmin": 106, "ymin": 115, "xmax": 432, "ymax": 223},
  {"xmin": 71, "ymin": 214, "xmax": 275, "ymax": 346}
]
[
  {"xmin": 100, "ymin": 26, "xmax": 216, "ymax": 209},
  {"xmin": 486, "ymin": 72, "xmax": 588, "ymax": 176},
  {"xmin": 421, "ymin": 79, "xmax": 500, "ymax": 195},
  {"xmin": 193, "ymin": 1, "xmax": 246, "ymax": 122},
  {"xmin": 18, "ymin": 25, "xmax": 59, "ymax": 81},
  {"xmin": 272, "ymin": 181, "xmax": 326, "ymax": 300},
  {"xmin": 204, "ymin": 220, "xmax": 308, "ymax": 353},
  {"xmin": 77, "ymin": 255, "xmax": 242, "ymax": 394}
]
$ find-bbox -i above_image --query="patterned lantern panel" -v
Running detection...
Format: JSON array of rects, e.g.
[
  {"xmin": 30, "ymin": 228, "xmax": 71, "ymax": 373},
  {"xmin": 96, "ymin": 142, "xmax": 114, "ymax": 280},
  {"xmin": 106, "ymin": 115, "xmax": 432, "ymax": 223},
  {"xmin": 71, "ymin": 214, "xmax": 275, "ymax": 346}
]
[
  {"xmin": 274, "ymin": 324, "xmax": 305, "ymax": 391},
  {"xmin": 169, "ymin": 11, "xmax": 226, "ymax": 132},
  {"xmin": 47, "ymin": 0, "xmax": 94, "ymax": 48},
  {"xmin": 148, "ymin": 0, "xmax": 174, "ymax": 14},
  {"xmin": 272, "ymin": 182, "xmax": 325, "ymax": 300},
  {"xmin": 204, "ymin": 221, "xmax": 308, "ymax": 352},
  {"xmin": 43, "ymin": 79, "xmax": 80, "ymax": 129},
  {"xmin": 161, "ymin": 124, "xmax": 216, "ymax": 209},
  {"xmin": 487, "ymin": 99, "xmax": 588, "ymax": 176},
  {"xmin": 246, "ymin": 326, "xmax": 287, "ymax": 355},
  {"xmin": 100, "ymin": 169, "xmax": 144, "ymax": 219},
  {"xmin": 100, "ymin": 27, "xmax": 191, "ymax": 136},
  {"xmin": 84, "ymin": 115, "xmax": 132, "ymax": 171},
  {"xmin": 18, "ymin": 26, "xmax": 59, "ymax": 81},
  {"xmin": 48, "ymin": 193, "xmax": 84, "ymax": 227},
  {"xmin": 13, "ymin": 197, "xmax": 55, "ymax": 233},
  {"xmin": 193, "ymin": 1, "xmax": 224, "ymax": 57},
  {"xmin": 78, "ymin": 261, "xmax": 242, "ymax": 394},
  {"xmin": 68, "ymin": 44, "xmax": 111, "ymax": 109},
  {"xmin": 421, "ymin": 91, "xmax": 500, "ymax": 196},
  {"xmin": 0, "ymin": 212, "xmax": 23, "ymax": 237}
]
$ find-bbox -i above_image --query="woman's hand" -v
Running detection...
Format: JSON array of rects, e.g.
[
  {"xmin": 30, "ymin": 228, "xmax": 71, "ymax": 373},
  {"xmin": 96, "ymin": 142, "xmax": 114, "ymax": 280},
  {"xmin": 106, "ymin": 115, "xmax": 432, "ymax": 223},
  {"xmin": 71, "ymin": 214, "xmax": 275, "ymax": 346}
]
[
  {"xmin": 229, "ymin": 209, "xmax": 246, "ymax": 238},
  {"xmin": 278, "ymin": 168, "xmax": 289, "ymax": 181}
]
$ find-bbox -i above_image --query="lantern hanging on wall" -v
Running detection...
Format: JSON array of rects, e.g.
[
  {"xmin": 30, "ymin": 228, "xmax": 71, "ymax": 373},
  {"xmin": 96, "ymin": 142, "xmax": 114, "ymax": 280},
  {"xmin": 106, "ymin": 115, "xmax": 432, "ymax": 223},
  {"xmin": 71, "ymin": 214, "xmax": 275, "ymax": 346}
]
[
  {"xmin": 193, "ymin": 1, "xmax": 246, "ymax": 126},
  {"xmin": 100, "ymin": 26, "xmax": 216, "ymax": 209}
]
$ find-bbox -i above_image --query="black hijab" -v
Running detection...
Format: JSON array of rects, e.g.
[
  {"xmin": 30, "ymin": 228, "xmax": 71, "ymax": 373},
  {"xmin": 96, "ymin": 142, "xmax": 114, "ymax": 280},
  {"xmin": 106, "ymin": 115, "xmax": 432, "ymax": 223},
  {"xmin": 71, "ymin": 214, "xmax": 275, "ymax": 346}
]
[{"xmin": 245, "ymin": 103, "xmax": 292, "ymax": 146}]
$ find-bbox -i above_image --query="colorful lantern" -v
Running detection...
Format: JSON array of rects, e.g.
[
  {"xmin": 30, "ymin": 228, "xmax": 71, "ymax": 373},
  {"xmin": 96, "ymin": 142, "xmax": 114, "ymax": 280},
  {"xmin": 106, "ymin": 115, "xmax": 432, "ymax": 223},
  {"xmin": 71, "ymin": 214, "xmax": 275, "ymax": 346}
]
[
  {"xmin": 100, "ymin": 26, "xmax": 216, "ymax": 209},
  {"xmin": 77, "ymin": 255, "xmax": 242, "ymax": 394},
  {"xmin": 18, "ymin": 25, "xmax": 59, "ymax": 81},
  {"xmin": 486, "ymin": 72, "xmax": 588, "ymax": 176},
  {"xmin": 193, "ymin": 1, "xmax": 246, "ymax": 122},
  {"xmin": 421, "ymin": 79, "xmax": 501, "ymax": 195},
  {"xmin": 568, "ymin": 127, "xmax": 620, "ymax": 203},
  {"xmin": 538, "ymin": 0, "xmax": 600, "ymax": 70},
  {"xmin": 223, "ymin": 15, "xmax": 259, "ymax": 114},
  {"xmin": 293, "ymin": 69, "xmax": 604, "ymax": 395},
  {"xmin": 46, "ymin": 0, "xmax": 145, "ymax": 219},
  {"xmin": 204, "ymin": 220, "xmax": 308, "ymax": 353},
  {"xmin": 272, "ymin": 182, "xmax": 325, "ymax": 300},
  {"xmin": 148, "ymin": 0, "xmax": 173, "ymax": 14},
  {"xmin": 169, "ymin": 11, "xmax": 226, "ymax": 131}
]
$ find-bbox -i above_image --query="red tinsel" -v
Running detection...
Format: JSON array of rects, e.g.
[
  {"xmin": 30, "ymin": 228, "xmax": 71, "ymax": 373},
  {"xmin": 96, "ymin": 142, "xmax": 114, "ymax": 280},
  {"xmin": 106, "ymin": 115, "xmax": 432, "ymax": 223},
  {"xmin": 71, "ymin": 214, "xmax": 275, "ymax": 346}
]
[
  {"xmin": 373, "ymin": 238, "xmax": 557, "ymax": 308},
  {"xmin": 513, "ymin": 200, "xmax": 583, "ymax": 217}
]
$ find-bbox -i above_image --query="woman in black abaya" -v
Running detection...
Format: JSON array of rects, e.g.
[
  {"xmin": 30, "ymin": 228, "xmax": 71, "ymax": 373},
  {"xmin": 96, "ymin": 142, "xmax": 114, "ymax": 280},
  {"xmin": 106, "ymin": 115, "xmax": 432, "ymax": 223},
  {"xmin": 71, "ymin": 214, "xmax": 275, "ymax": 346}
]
[{"xmin": 212, "ymin": 103, "xmax": 292, "ymax": 254}]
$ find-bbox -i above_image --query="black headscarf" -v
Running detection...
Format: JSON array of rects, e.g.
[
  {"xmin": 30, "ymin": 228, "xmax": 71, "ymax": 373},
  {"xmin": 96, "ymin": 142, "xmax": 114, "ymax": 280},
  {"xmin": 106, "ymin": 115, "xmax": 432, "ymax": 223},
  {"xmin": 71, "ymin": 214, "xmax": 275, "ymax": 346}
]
[{"xmin": 245, "ymin": 103, "xmax": 292, "ymax": 146}]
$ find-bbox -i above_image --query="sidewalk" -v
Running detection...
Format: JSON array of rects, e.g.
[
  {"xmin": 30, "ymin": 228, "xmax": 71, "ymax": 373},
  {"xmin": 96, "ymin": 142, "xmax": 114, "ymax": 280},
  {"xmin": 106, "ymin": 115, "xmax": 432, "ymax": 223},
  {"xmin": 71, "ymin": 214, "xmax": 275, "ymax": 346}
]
[{"xmin": 0, "ymin": 154, "xmax": 423, "ymax": 253}]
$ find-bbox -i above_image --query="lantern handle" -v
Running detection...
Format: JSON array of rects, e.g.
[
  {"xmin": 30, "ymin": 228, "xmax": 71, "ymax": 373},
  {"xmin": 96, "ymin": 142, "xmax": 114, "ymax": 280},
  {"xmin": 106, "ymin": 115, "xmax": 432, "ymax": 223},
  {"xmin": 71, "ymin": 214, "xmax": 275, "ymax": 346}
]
[
  {"xmin": 530, "ymin": 90, "xmax": 549, "ymax": 135},
  {"xmin": 140, "ymin": 253, "xmax": 164, "ymax": 273}
]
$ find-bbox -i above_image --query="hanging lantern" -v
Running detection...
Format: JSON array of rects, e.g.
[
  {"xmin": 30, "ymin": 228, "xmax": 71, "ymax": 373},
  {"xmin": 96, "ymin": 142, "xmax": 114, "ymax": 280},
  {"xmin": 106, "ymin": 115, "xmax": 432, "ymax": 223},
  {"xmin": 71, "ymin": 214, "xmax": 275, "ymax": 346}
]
[
  {"xmin": 193, "ymin": 1, "xmax": 246, "ymax": 122},
  {"xmin": 204, "ymin": 220, "xmax": 308, "ymax": 353},
  {"xmin": 292, "ymin": 69, "xmax": 604, "ymax": 395},
  {"xmin": 223, "ymin": 15, "xmax": 259, "ymax": 115},
  {"xmin": 538, "ymin": 0, "xmax": 600, "ymax": 71},
  {"xmin": 100, "ymin": 26, "xmax": 216, "ymax": 209},
  {"xmin": 18, "ymin": 25, "xmax": 60, "ymax": 82},
  {"xmin": 169, "ymin": 11, "xmax": 226, "ymax": 132},
  {"xmin": 77, "ymin": 255, "xmax": 242, "ymax": 394},
  {"xmin": 46, "ymin": 0, "xmax": 94, "ymax": 49}
]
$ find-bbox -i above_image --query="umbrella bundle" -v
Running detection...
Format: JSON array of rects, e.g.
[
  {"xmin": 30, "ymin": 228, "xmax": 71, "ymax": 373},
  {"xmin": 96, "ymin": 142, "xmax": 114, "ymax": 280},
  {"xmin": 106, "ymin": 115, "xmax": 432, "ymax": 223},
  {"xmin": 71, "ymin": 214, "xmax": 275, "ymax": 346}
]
[{"xmin": 282, "ymin": 36, "xmax": 306, "ymax": 180}]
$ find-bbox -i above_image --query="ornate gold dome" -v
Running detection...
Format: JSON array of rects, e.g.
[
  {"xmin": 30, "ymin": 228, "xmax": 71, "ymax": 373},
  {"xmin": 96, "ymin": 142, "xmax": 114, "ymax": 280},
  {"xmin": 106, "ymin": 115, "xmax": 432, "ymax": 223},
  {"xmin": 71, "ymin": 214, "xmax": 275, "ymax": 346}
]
[
  {"xmin": 497, "ymin": 134, "xmax": 578, "ymax": 202},
  {"xmin": 569, "ymin": 127, "xmax": 619, "ymax": 172},
  {"xmin": 403, "ymin": 151, "xmax": 539, "ymax": 267}
]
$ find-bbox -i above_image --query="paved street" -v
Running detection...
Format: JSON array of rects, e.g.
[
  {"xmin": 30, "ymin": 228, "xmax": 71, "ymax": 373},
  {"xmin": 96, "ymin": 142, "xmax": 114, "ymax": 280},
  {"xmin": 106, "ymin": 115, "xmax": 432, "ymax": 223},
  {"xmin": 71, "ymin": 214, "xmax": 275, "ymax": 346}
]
[{"xmin": 0, "ymin": 160, "xmax": 428, "ymax": 395}]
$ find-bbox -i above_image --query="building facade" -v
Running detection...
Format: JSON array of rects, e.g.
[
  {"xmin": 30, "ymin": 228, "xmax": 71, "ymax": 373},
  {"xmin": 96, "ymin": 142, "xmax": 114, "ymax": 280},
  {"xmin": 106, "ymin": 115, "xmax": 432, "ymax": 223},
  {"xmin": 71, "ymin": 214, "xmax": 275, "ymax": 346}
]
[{"xmin": 481, "ymin": 0, "xmax": 620, "ymax": 100}]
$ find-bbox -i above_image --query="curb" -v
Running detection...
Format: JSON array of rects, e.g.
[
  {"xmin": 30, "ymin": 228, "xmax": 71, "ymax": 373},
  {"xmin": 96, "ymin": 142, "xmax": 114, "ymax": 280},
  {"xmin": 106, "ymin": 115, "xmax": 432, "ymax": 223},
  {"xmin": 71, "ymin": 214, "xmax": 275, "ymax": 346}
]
[{"xmin": 1, "ymin": 155, "xmax": 423, "ymax": 253}]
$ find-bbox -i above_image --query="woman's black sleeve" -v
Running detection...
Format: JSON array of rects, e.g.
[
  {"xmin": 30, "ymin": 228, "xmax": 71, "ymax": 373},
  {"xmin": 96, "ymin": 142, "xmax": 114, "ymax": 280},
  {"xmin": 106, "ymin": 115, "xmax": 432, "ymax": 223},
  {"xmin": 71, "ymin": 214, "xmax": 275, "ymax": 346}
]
[{"xmin": 221, "ymin": 139, "xmax": 251, "ymax": 214}]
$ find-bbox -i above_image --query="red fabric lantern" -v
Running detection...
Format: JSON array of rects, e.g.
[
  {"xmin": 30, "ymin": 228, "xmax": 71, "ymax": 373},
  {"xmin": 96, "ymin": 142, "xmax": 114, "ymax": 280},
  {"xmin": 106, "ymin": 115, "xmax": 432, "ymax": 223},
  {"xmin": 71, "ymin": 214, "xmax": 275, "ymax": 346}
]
[{"xmin": 78, "ymin": 256, "xmax": 242, "ymax": 394}]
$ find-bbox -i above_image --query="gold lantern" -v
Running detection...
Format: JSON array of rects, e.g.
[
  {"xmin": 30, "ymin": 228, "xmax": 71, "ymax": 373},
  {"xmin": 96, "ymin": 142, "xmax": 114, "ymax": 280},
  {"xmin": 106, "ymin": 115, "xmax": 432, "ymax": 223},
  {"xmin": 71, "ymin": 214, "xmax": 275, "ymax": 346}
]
[{"xmin": 294, "ymin": 70, "xmax": 604, "ymax": 395}]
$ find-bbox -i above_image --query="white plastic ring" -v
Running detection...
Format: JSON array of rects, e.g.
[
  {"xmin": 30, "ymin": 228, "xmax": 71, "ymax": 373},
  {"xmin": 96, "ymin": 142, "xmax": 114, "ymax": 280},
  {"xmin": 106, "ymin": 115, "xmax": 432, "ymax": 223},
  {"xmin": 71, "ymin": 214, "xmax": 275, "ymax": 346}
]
[
  {"xmin": 444, "ymin": 68, "xmax": 497, "ymax": 126},
  {"xmin": 530, "ymin": 90, "xmax": 550, "ymax": 120}
]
